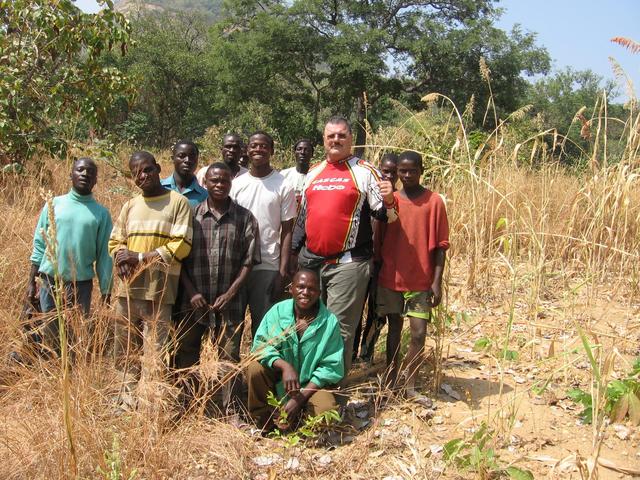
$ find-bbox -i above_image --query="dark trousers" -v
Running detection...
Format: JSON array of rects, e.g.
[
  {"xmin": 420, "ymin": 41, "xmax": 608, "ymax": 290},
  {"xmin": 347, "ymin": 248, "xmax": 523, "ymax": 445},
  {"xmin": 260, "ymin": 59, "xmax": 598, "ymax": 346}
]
[
  {"xmin": 173, "ymin": 308, "xmax": 243, "ymax": 407},
  {"xmin": 37, "ymin": 274, "xmax": 93, "ymax": 355}
]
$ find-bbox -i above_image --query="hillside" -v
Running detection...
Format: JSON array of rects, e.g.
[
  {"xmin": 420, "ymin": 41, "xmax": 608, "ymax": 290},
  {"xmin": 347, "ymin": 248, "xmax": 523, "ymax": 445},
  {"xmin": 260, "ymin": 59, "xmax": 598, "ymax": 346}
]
[{"xmin": 114, "ymin": 0, "xmax": 222, "ymax": 18}]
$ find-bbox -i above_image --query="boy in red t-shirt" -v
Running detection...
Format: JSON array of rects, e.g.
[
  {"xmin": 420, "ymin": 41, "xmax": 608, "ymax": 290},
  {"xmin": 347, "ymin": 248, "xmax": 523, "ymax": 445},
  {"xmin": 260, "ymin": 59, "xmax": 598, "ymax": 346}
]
[{"xmin": 376, "ymin": 151, "xmax": 449, "ymax": 397}]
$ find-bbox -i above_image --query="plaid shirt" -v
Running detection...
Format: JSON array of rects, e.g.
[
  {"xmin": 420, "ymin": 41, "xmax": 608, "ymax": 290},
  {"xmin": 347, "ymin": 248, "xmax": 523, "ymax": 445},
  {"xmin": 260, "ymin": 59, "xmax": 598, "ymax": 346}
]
[{"xmin": 181, "ymin": 199, "xmax": 260, "ymax": 324}]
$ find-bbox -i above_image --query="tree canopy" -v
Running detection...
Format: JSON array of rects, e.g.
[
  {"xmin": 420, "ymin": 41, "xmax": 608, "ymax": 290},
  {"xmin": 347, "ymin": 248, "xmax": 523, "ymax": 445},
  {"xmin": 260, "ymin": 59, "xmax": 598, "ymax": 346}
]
[
  {"xmin": 0, "ymin": 0, "xmax": 131, "ymax": 162},
  {"xmin": 105, "ymin": 0, "xmax": 551, "ymax": 148}
]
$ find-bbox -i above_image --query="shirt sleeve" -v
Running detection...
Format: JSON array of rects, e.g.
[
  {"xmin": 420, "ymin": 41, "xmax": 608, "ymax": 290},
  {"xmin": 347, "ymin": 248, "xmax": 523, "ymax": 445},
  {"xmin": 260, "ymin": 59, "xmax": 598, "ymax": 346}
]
[
  {"xmin": 95, "ymin": 208, "xmax": 114, "ymax": 295},
  {"xmin": 280, "ymin": 181, "xmax": 297, "ymax": 222},
  {"xmin": 157, "ymin": 195, "xmax": 193, "ymax": 263},
  {"xmin": 429, "ymin": 194, "xmax": 450, "ymax": 251},
  {"xmin": 108, "ymin": 201, "xmax": 129, "ymax": 257},
  {"xmin": 251, "ymin": 304, "xmax": 285, "ymax": 369},
  {"xmin": 243, "ymin": 213, "xmax": 262, "ymax": 266},
  {"xmin": 30, "ymin": 204, "xmax": 49, "ymax": 267},
  {"xmin": 308, "ymin": 316, "xmax": 345, "ymax": 388}
]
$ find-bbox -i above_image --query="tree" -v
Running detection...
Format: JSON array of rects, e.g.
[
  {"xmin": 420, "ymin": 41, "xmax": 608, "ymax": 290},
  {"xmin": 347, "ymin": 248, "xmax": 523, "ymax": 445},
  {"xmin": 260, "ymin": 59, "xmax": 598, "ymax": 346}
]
[
  {"xmin": 406, "ymin": 21, "xmax": 550, "ymax": 126},
  {"xmin": 527, "ymin": 67, "xmax": 619, "ymax": 133},
  {"xmin": 0, "ymin": 0, "xmax": 131, "ymax": 162},
  {"xmin": 106, "ymin": 10, "xmax": 217, "ymax": 145},
  {"xmin": 210, "ymin": 0, "xmax": 550, "ymax": 148}
]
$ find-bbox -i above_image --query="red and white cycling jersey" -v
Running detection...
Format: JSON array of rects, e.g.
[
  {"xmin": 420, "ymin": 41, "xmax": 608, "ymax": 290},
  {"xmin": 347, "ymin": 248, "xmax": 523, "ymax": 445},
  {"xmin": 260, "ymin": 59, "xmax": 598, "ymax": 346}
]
[{"xmin": 292, "ymin": 156, "xmax": 396, "ymax": 260}]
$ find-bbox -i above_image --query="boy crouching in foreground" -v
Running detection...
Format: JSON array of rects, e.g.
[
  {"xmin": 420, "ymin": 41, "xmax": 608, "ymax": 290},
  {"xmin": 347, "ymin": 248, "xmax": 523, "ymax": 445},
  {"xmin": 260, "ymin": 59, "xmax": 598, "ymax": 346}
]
[
  {"xmin": 248, "ymin": 269, "xmax": 344, "ymax": 430},
  {"xmin": 376, "ymin": 151, "xmax": 449, "ymax": 397}
]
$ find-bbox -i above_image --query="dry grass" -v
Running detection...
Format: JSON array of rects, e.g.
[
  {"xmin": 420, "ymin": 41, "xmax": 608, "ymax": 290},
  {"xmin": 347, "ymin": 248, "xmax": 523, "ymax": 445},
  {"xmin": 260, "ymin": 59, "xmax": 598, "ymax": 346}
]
[{"xmin": 0, "ymin": 87, "xmax": 639, "ymax": 478}]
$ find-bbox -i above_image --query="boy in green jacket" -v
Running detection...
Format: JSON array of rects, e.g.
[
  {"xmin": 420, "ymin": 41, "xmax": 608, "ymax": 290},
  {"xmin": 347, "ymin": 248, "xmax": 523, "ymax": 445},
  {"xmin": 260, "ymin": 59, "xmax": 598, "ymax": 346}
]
[{"xmin": 248, "ymin": 269, "xmax": 344, "ymax": 430}]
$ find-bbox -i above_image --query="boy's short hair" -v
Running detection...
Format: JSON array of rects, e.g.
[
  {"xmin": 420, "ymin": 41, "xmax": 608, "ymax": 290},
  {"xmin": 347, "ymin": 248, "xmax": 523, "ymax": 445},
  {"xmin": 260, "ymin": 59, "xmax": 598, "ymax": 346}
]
[
  {"xmin": 129, "ymin": 150, "xmax": 156, "ymax": 167},
  {"xmin": 398, "ymin": 151, "xmax": 423, "ymax": 170},
  {"xmin": 249, "ymin": 131, "xmax": 274, "ymax": 150},
  {"xmin": 174, "ymin": 139, "xmax": 199, "ymax": 156},
  {"xmin": 294, "ymin": 138, "xmax": 314, "ymax": 150},
  {"xmin": 206, "ymin": 162, "xmax": 232, "ymax": 177},
  {"xmin": 380, "ymin": 152, "xmax": 399, "ymax": 165}
]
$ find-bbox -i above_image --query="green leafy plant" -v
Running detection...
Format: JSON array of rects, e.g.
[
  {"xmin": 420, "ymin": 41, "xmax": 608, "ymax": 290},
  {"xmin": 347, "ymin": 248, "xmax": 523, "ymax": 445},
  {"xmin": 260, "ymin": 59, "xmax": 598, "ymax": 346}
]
[
  {"xmin": 567, "ymin": 357, "xmax": 640, "ymax": 425},
  {"xmin": 266, "ymin": 391, "xmax": 341, "ymax": 447},
  {"xmin": 443, "ymin": 422, "xmax": 533, "ymax": 479},
  {"xmin": 473, "ymin": 337, "xmax": 493, "ymax": 352},
  {"xmin": 97, "ymin": 434, "xmax": 137, "ymax": 480}
]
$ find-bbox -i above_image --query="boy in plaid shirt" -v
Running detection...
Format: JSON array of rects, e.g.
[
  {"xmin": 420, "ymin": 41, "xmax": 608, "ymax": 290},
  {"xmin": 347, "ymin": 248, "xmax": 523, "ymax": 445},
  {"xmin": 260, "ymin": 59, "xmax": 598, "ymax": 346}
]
[{"xmin": 174, "ymin": 162, "xmax": 261, "ymax": 407}]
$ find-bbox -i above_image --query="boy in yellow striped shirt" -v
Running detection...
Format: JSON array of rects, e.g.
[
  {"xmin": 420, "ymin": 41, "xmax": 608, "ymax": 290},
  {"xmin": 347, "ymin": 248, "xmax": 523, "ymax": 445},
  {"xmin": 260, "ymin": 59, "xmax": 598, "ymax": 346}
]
[{"xmin": 109, "ymin": 151, "xmax": 193, "ymax": 402}]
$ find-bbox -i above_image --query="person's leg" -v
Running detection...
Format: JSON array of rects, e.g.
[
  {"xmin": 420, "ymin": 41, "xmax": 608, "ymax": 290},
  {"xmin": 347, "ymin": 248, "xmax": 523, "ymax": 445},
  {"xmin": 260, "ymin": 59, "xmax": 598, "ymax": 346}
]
[
  {"xmin": 113, "ymin": 297, "xmax": 144, "ymax": 400},
  {"xmin": 402, "ymin": 316, "xmax": 428, "ymax": 396},
  {"xmin": 385, "ymin": 314, "xmax": 403, "ymax": 388},
  {"xmin": 38, "ymin": 274, "xmax": 61, "ymax": 355},
  {"xmin": 247, "ymin": 270, "xmax": 278, "ymax": 338},
  {"xmin": 305, "ymin": 389, "xmax": 339, "ymax": 417},
  {"xmin": 361, "ymin": 264, "xmax": 382, "ymax": 361},
  {"xmin": 67, "ymin": 280, "xmax": 94, "ymax": 357},
  {"xmin": 141, "ymin": 302, "xmax": 173, "ymax": 381},
  {"xmin": 172, "ymin": 309, "xmax": 209, "ymax": 403},
  {"xmin": 173, "ymin": 309, "xmax": 209, "ymax": 370},
  {"xmin": 376, "ymin": 286, "xmax": 405, "ymax": 387},
  {"xmin": 246, "ymin": 360, "xmax": 277, "ymax": 428},
  {"xmin": 70, "ymin": 279, "xmax": 93, "ymax": 317},
  {"xmin": 322, "ymin": 260, "xmax": 371, "ymax": 374},
  {"xmin": 38, "ymin": 274, "xmax": 57, "ymax": 313},
  {"xmin": 214, "ymin": 311, "xmax": 243, "ymax": 409}
]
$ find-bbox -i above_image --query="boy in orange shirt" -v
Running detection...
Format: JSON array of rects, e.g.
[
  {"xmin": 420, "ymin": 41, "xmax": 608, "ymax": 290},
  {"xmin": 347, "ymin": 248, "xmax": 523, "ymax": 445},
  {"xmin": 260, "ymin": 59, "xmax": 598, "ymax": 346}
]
[{"xmin": 376, "ymin": 151, "xmax": 449, "ymax": 397}]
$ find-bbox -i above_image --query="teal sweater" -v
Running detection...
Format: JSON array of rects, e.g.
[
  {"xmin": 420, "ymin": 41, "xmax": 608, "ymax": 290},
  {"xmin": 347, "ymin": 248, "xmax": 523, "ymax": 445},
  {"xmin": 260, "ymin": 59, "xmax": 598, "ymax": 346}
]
[
  {"xmin": 30, "ymin": 189, "xmax": 113, "ymax": 294},
  {"xmin": 251, "ymin": 299, "xmax": 345, "ymax": 399}
]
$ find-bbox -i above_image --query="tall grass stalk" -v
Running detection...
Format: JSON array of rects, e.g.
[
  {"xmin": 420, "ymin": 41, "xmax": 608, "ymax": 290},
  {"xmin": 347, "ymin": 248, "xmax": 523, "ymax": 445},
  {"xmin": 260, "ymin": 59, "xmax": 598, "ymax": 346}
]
[{"xmin": 41, "ymin": 193, "xmax": 77, "ymax": 476}]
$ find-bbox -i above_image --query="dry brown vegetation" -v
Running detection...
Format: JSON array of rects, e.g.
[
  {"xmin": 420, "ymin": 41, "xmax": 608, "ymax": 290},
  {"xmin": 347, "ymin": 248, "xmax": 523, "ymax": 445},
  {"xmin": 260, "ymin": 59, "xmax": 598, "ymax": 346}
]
[{"xmin": 1, "ymin": 86, "xmax": 640, "ymax": 479}]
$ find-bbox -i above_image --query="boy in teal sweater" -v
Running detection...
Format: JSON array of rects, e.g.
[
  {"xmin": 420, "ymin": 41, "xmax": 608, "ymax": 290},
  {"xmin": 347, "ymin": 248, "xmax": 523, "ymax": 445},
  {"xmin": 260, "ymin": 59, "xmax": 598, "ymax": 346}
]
[{"xmin": 27, "ymin": 158, "xmax": 113, "ymax": 352}]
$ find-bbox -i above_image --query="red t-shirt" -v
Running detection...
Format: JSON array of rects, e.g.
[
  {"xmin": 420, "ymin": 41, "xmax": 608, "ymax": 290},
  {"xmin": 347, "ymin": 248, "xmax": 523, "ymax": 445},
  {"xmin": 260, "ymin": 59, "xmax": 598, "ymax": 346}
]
[{"xmin": 378, "ymin": 189, "xmax": 450, "ymax": 291}]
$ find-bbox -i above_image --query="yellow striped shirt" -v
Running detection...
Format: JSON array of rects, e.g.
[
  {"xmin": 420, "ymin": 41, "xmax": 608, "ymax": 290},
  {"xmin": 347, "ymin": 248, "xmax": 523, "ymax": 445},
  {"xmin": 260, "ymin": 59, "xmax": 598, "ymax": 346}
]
[{"xmin": 109, "ymin": 190, "xmax": 193, "ymax": 304}]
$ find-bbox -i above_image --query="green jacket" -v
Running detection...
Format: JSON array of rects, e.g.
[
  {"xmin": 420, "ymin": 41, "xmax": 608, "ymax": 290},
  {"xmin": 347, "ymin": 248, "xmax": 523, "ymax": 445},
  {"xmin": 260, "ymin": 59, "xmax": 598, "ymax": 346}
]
[{"xmin": 251, "ymin": 299, "xmax": 344, "ymax": 399}]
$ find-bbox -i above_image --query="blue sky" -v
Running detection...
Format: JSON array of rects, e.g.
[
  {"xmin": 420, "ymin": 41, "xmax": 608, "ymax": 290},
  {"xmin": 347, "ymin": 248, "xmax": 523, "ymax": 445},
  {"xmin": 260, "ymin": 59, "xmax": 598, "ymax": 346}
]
[
  {"xmin": 496, "ymin": 0, "xmax": 639, "ymax": 100},
  {"xmin": 75, "ymin": 0, "xmax": 638, "ymax": 100}
]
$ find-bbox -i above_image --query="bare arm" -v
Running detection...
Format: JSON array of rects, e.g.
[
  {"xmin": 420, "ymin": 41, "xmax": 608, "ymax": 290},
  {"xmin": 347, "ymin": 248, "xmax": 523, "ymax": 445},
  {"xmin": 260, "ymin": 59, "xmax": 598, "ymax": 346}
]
[
  {"xmin": 430, "ymin": 248, "xmax": 446, "ymax": 307},
  {"xmin": 271, "ymin": 219, "xmax": 294, "ymax": 301},
  {"xmin": 279, "ymin": 219, "xmax": 294, "ymax": 277}
]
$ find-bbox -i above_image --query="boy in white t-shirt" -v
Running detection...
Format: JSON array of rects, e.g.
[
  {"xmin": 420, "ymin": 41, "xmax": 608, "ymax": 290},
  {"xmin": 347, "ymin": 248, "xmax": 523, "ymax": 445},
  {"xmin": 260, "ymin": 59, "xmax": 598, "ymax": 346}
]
[
  {"xmin": 280, "ymin": 138, "xmax": 314, "ymax": 211},
  {"xmin": 230, "ymin": 131, "xmax": 297, "ymax": 336}
]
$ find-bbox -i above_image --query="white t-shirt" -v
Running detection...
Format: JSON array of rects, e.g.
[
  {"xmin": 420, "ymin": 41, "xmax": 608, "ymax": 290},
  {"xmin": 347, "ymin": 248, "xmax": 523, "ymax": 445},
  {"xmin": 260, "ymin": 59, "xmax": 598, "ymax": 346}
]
[
  {"xmin": 230, "ymin": 170, "xmax": 296, "ymax": 271},
  {"xmin": 196, "ymin": 164, "xmax": 248, "ymax": 187},
  {"xmin": 280, "ymin": 167, "xmax": 307, "ymax": 208}
]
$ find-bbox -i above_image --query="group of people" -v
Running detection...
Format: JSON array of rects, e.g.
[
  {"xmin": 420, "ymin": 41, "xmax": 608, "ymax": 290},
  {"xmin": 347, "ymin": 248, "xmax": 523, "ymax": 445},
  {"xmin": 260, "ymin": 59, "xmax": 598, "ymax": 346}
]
[{"xmin": 25, "ymin": 116, "xmax": 449, "ymax": 431}]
